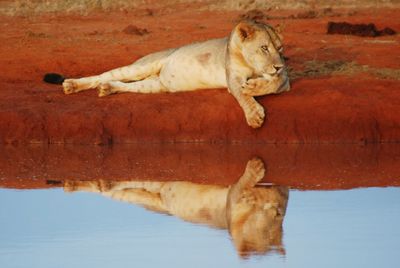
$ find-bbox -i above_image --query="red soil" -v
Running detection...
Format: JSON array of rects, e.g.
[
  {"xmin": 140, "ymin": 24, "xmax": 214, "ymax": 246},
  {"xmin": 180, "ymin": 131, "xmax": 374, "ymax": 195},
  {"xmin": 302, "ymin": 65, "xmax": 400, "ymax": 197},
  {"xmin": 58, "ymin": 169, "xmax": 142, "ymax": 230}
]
[{"xmin": 0, "ymin": 7, "xmax": 399, "ymax": 144}]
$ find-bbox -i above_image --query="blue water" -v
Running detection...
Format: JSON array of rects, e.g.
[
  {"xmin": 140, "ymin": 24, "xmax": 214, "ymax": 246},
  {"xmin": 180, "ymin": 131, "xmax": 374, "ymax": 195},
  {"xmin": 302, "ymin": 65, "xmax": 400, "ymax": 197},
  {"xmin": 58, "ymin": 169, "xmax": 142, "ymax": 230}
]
[{"xmin": 1, "ymin": 187, "xmax": 399, "ymax": 268}]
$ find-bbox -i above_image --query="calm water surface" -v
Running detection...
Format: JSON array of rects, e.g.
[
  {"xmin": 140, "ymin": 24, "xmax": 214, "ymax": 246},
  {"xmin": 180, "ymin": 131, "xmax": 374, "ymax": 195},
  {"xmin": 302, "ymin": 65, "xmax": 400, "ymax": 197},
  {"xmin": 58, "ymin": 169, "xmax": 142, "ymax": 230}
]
[
  {"xmin": 1, "ymin": 145, "xmax": 399, "ymax": 267},
  {"xmin": 1, "ymin": 187, "xmax": 399, "ymax": 267}
]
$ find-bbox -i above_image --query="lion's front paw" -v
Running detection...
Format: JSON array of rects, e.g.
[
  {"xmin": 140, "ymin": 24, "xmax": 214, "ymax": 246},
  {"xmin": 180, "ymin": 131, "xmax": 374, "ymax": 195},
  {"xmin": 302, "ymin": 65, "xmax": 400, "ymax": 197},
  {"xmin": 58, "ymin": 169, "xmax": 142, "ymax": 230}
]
[
  {"xmin": 243, "ymin": 78, "xmax": 277, "ymax": 96},
  {"xmin": 242, "ymin": 77, "xmax": 285, "ymax": 96},
  {"xmin": 245, "ymin": 103, "xmax": 265, "ymax": 128},
  {"xmin": 237, "ymin": 157, "xmax": 266, "ymax": 187},
  {"xmin": 97, "ymin": 83, "xmax": 115, "ymax": 97},
  {"xmin": 62, "ymin": 79, "xmax": 78, "ymax": 95},
  {"xmin": 242, "ymin": 79, "xmax": 262, "ymax": 95},
  {"xmin": 246, "ymin": 157, "xmax": 265, "ymax": 179}
]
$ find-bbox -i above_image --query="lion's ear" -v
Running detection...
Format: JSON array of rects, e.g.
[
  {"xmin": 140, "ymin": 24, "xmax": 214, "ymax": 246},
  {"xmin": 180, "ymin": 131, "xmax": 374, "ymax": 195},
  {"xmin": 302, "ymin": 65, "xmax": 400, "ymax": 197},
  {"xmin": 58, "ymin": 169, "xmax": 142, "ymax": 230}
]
[{"xmin": 237, "ymin": 21, "xmax": 256, "ymax": 41}]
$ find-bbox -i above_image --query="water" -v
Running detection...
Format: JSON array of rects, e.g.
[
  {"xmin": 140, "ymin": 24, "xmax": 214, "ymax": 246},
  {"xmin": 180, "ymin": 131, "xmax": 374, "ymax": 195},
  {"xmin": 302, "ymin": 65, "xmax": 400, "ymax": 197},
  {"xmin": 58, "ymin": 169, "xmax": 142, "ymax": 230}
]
[{"xmin": 0, "ymin": 144, "xmax": 399, "ymax": 267}]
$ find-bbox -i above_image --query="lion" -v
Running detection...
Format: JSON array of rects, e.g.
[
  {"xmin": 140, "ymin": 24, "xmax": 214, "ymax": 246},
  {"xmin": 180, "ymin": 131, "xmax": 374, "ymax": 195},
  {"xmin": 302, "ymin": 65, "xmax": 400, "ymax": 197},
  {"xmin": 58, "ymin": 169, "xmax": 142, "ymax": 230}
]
[
  {"xmin": 48, "ymin": 20, "xmax": 289, "ymax": 128},
  {"xmin": 62, "ymin": 158, "xmax": 289, "ymax": 257}
]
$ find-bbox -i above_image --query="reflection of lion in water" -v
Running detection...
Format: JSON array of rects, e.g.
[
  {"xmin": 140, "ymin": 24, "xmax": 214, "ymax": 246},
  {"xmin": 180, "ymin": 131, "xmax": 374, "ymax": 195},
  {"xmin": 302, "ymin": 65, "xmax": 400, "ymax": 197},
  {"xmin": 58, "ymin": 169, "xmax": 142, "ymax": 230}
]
[
  {"xmin": 64, "ymin": 158, "xmax": 289, "ymax": 257},
  {"xmin": 59, "ymin": 21, "xmax": 289, "ymax": 128}
]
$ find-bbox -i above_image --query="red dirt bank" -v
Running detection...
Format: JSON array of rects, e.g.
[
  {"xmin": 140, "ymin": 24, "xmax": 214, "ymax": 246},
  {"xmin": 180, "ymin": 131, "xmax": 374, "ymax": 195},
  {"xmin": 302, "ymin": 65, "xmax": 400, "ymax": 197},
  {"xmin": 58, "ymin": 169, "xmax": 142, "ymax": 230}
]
[{"xmin": 0, "ymin": 7, "xmax": 399, "ymax": 144}]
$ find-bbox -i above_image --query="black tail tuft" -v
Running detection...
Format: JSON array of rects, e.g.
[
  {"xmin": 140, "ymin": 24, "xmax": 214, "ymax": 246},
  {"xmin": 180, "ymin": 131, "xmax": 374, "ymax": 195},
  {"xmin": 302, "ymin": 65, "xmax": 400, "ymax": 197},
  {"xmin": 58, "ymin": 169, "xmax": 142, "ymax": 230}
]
[
  {"xmin": 43, "ymin": 73, "xmax": 65, "ymax": 84},
  {"xmin": 46, "ymin": 180, "xmax": 63, "ymax": 185}
]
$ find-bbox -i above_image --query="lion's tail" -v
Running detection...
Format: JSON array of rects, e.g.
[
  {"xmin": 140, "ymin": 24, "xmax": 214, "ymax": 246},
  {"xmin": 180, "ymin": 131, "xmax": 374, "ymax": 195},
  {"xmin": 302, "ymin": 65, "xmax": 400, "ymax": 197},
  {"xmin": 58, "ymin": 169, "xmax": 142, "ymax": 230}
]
[{"xmin": 43, "ymin": 73, "xmax": 65, "ymax": 84}]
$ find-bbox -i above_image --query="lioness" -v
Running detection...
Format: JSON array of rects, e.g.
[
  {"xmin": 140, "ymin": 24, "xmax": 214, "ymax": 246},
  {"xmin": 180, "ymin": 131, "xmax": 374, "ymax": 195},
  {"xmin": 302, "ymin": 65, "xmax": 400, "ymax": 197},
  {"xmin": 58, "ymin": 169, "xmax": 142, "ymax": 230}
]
[
  {"xmin": 54, "ymin": 21, "xmax": 289, "ymax": 128},
  {"xmin": 63, "ymin": 158, "xmax": 289, "ymax": 257}
]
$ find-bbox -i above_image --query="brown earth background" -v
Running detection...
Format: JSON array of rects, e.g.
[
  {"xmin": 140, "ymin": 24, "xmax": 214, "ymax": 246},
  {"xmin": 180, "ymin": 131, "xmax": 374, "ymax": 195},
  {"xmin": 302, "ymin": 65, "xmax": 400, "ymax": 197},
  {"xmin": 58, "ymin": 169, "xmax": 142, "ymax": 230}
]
[
  {"xmin": 0, "ymin": 0, "xmax": 399, "ymax": 144},
  {"xmin": 0, "ymin": 1, "xmax": 399, "ymax": 190}
]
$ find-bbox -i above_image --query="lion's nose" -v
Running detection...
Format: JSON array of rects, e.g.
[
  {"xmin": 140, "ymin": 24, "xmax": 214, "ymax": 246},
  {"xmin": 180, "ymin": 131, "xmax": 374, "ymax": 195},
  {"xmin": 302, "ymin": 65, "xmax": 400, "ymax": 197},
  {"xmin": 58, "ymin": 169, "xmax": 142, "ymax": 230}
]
[{"xmin": 274, "ymin": 65, "xmax": 283, "ymax": 73}]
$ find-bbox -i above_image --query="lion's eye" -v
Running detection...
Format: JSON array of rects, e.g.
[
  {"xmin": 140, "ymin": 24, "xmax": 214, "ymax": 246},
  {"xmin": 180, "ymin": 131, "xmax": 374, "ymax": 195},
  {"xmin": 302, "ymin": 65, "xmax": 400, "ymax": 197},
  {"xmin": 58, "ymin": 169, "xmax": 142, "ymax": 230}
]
[{"xmin": 261, "ymin": 45, "xmax": 269, "ymax": 52}]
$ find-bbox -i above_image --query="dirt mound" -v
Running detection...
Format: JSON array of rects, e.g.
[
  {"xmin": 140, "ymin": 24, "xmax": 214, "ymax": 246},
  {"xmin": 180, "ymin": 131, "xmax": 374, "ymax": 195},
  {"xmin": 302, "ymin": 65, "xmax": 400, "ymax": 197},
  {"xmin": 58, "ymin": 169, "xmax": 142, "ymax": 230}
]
[
  {"xmin": 327, "ymin": 22, "xmax": 396, "ymax": 37},
  {"xmin": 122, "ymin": 24, "xmax": 150, "ymax": 35}
]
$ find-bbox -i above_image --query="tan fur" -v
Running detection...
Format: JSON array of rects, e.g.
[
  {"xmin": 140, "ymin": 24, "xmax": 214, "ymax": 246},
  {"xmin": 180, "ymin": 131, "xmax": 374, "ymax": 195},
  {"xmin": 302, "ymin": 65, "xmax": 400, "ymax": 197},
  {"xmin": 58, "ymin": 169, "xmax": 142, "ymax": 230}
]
[
  {"xmin": 64, "ymin": 158, "xmax": 288, "ymax": 257},
  {"xmin": 62, "ymin": 21, "xmax": 289, "ymax": 128}
]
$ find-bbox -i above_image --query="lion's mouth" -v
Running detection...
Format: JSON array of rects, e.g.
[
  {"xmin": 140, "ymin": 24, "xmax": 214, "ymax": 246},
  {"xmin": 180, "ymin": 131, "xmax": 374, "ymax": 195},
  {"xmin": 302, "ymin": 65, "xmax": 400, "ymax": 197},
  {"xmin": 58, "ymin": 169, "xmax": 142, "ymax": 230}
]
[
  {"xmin": 276, "ymin": 67, "xmax": 284, "ymax": 75},
  {"xmin": 262, "ymin": 68, "xmax": 285, "ymax": 79}
]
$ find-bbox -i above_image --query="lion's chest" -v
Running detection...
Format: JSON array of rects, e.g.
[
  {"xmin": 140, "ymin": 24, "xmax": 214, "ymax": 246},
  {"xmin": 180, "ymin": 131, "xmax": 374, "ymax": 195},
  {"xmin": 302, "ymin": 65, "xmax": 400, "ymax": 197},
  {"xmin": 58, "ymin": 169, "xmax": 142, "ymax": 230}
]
[{"xmin": 159, "ymin": 38, "xmax": 228, "ymax": 92}]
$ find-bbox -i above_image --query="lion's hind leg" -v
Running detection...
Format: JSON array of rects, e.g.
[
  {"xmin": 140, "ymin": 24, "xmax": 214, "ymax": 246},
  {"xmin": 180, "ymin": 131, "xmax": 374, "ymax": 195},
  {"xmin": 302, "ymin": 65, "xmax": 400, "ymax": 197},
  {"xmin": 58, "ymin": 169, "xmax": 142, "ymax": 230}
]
[
  {"xmin": 62, "ymin": 63, "xmax": 161, "ymax": 95},
  {"xmin": 62, "ymin": 49, "xmax": 173, "ymax": 95},
  {"xmin": 63, "ymin": 77, "xmax": 98, "ymax": 95},
  {"xmin": 64, "ymin": 180, "xmax": 168, "ymax": 213},
  {"xmin": 98, "ymin": 75, "xmax": 167, "ymax": 97}
]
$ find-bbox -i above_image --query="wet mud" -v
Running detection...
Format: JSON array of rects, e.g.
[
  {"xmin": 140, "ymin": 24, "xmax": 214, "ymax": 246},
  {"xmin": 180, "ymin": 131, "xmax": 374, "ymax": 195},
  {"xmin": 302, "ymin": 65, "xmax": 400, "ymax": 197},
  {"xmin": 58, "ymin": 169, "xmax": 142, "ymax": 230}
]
[{"xmin": 1, "ymin": 144, "xmax": 399, "ymax": 190}]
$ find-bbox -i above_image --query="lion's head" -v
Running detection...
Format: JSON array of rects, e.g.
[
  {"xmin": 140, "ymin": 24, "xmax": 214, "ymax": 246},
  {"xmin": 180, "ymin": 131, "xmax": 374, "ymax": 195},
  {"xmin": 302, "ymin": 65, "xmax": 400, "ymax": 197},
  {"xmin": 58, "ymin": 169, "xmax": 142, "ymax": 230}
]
[
  {"xmin": 234, "ymin": 20, "xmax": 285, "ymax": 75},
  {"xmin": 229, "ymin": 20, "xmax": 290, "ymax": 94},
  {"xmin": 227, "ymin": 184, "xmax": 289, "ymax": 258}
]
